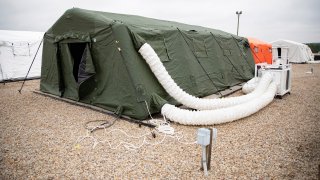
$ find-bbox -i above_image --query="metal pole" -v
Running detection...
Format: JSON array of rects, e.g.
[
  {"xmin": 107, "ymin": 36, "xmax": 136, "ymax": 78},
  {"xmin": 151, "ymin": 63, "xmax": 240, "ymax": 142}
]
[
  {"xmin": 236, "ymin": 11, "xmax": 242, "ymax": 36},
  {"xmin": 237, "ymin": 14, "xmax": 240, "ymax": 36},
  {"xmin": 206, "ymin": 128, "xmax": 213, "ymax": 170},
  {"xmin": 18, "ymin": 39, "xmax": 43, "ymax": 94}
]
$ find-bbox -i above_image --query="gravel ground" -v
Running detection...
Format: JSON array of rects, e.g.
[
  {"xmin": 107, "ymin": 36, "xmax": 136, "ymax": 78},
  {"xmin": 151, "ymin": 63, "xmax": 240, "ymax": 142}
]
[{"xmin": 0, "ymin": 64, "xmax": 319, "ymax": 179}]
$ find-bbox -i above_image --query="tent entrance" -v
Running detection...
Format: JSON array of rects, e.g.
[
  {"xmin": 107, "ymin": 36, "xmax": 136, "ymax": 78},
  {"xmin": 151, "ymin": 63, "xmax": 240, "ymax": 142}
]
[
  {"xmin": 277, "ymin": 48, "xmax": 281, "ymax": 58},
  {"xmin": 68, "ymin": 43, "xmax": 86, "ymax": 83},
  {"xmin": 59, "ymin": 42, "xmax": 96, "ymax": 100}
]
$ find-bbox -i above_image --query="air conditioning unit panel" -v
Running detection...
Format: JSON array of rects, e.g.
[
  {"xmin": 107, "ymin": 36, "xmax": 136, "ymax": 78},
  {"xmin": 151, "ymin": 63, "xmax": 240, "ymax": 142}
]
[{"xmin": 256, "ymin": 64, "xmax": 291, "ymax": 96}]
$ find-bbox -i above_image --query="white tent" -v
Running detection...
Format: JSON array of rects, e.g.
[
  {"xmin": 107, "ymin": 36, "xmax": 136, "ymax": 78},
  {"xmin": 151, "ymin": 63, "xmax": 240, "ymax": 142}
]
[
  {"xmin": 0, "ymin": 30, "xmax": 44, "ymax": 82},
  {"xmin": 271, "ymin": 39, "xmax": 314, "ymax": 63}
]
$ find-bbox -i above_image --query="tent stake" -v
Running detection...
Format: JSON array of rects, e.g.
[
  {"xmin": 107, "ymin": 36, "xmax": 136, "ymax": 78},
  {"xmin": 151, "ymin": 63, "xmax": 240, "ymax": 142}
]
[{"xmin": 18, "ymin": 39, "xmax": 43, "ymax": 94}]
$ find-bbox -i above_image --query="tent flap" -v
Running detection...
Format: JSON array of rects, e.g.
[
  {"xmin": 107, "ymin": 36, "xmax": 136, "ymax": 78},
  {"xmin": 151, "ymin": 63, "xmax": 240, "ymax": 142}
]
[
  {"xmin": 78, "ymin": 44, "xmax": 96, "ymax": 84},
  {"xmin": 54, "ymin": 32, "xmax": 91, "ymax": 43}
]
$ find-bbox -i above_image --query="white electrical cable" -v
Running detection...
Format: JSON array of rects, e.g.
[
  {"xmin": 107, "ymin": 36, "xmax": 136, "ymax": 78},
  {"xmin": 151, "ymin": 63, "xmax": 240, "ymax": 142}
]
[
  {"xmin": 76, "ymin": 128, "xmax": 196, "ymax": 151},
  {"xmin": 76, "ymin": 129, "xmax": 166, "ymax": 151},
  {"xmin": 139, "ymin": 43, "xmax": 273, "ymax": 110},
  {"xmin": 148, "ymin": 118, "xmax": 175, "ymax": 135},
  {"xmin": 160, "ymin": 82, "xmax": 277, "ymax": 125},
  {"xmin": 144, "ymin": 100, "xmax": 175, "ymax": 135}
]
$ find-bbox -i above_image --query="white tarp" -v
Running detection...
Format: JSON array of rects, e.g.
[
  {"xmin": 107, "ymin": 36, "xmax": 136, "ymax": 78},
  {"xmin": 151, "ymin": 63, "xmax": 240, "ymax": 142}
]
[
  {"xmin": 271, "ymin": 39, "xmax": 314, "ymax": 63},
  {"xmin": 0, "ymin": 30, "xmax": 44, "ymax": 82}
]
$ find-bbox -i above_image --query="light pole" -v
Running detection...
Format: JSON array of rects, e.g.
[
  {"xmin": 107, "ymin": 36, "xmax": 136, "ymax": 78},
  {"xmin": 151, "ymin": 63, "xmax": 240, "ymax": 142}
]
[{"xmin": 236, "ymin": 11, "xmax": 242, "ymax": 36}]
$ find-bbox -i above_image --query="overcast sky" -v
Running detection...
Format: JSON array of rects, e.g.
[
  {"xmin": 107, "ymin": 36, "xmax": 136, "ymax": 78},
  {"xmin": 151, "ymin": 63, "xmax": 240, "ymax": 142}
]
[{"xmin": 0, "ymin": 0, "xmax": 319, "ymax": 43}]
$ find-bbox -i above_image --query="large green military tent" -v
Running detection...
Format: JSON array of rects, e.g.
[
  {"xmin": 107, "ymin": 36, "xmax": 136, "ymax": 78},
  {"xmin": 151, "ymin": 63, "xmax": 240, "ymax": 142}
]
[{"xmin": 40, "ymin": 8, "xmax": 255, "ymax": 120}]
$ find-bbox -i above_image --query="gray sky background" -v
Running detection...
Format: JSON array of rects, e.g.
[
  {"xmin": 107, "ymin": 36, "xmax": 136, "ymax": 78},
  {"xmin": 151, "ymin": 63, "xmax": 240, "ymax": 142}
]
[{"xmin": 0, "ymin": 0, "xmax": 319, "ymax": 43}]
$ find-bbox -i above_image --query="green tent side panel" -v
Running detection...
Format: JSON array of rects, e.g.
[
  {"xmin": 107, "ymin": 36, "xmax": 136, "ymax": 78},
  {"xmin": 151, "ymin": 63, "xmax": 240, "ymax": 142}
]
[
  {"xmin": 128, "ymin": 27, "xmax": 219, "ymax": 97},
  {"xmin": 40, "ymin": 37, "xmax": 60, "ymax": 96},
  {"xmin": 40, "ymin": 8, "xmax": 255, "ymax": 120}
]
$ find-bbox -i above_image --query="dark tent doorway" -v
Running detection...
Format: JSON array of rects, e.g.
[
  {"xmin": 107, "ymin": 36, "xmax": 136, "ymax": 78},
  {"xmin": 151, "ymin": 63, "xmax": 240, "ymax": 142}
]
[
  {"xmin": 277, "ymin": 47, "xmax": 282, "ymax": 59},
  {"xmin": 68, "ymin": 43, "xmax": 86, "ymax": 83}
]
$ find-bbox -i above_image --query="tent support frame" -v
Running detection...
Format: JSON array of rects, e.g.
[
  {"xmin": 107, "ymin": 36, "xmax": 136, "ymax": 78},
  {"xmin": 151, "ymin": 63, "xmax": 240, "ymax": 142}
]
[
  {"xmin": 33, "ymin": 90, "xmax": 156, "ymax": 128},
  {"xmin": 18, "ymin": 39, "xmax": 43, "ymax": 94}
]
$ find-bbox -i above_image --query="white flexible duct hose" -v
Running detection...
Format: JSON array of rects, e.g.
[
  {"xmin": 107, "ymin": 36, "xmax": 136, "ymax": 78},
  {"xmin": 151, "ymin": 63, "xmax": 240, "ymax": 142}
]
[
  {"xmin": 161, "ymin": 82, "xmax": 277, "ymax": 125},
  {"xmin": 242, "ymin": 77, "xmax": 259, "ymax": 94},
  {"xmin": 139, "ymin": 43, "xmax": 273, "ymax": 110}
]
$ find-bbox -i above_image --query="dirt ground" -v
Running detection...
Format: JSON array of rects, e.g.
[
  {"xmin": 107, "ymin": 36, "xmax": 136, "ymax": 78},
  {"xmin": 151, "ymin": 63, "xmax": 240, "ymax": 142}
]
[{"xmin": 0, "ymin": 64, "xmax": 319, "ymax": 179}]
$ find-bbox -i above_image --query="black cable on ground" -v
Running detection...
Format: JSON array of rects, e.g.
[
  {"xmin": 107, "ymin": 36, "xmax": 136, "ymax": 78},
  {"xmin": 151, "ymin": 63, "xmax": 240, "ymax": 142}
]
[{"xmin": 85, "ymin": 116, "xmax": 119, "ymax": 133}]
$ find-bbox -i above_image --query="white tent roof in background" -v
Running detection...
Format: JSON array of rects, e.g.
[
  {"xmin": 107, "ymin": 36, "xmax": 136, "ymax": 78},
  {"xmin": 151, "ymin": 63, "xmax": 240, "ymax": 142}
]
[
  {"xmin": 0, "ymin": 30, "xmax": 44, "ymax": 82},
  {"xmin": 0, "ymin": 30, "xmax": 43, "ymax": 42},
  {"xmin": 271, "ymin": 39, "xmax": 314, "ymax": 63}
]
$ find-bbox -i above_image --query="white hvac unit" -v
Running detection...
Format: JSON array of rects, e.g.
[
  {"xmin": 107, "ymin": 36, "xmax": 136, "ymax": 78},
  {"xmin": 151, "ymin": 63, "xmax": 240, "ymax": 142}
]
[{"xmin": 255, "ymin": 63, "xmax": 292, "ymax": 97}]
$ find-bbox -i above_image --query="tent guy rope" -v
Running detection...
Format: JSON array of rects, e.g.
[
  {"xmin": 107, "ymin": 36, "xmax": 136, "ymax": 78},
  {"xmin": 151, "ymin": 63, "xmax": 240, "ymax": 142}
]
[{"xmin": 18, "ymin": 38, "xmax": 43, "ymax": 94}]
